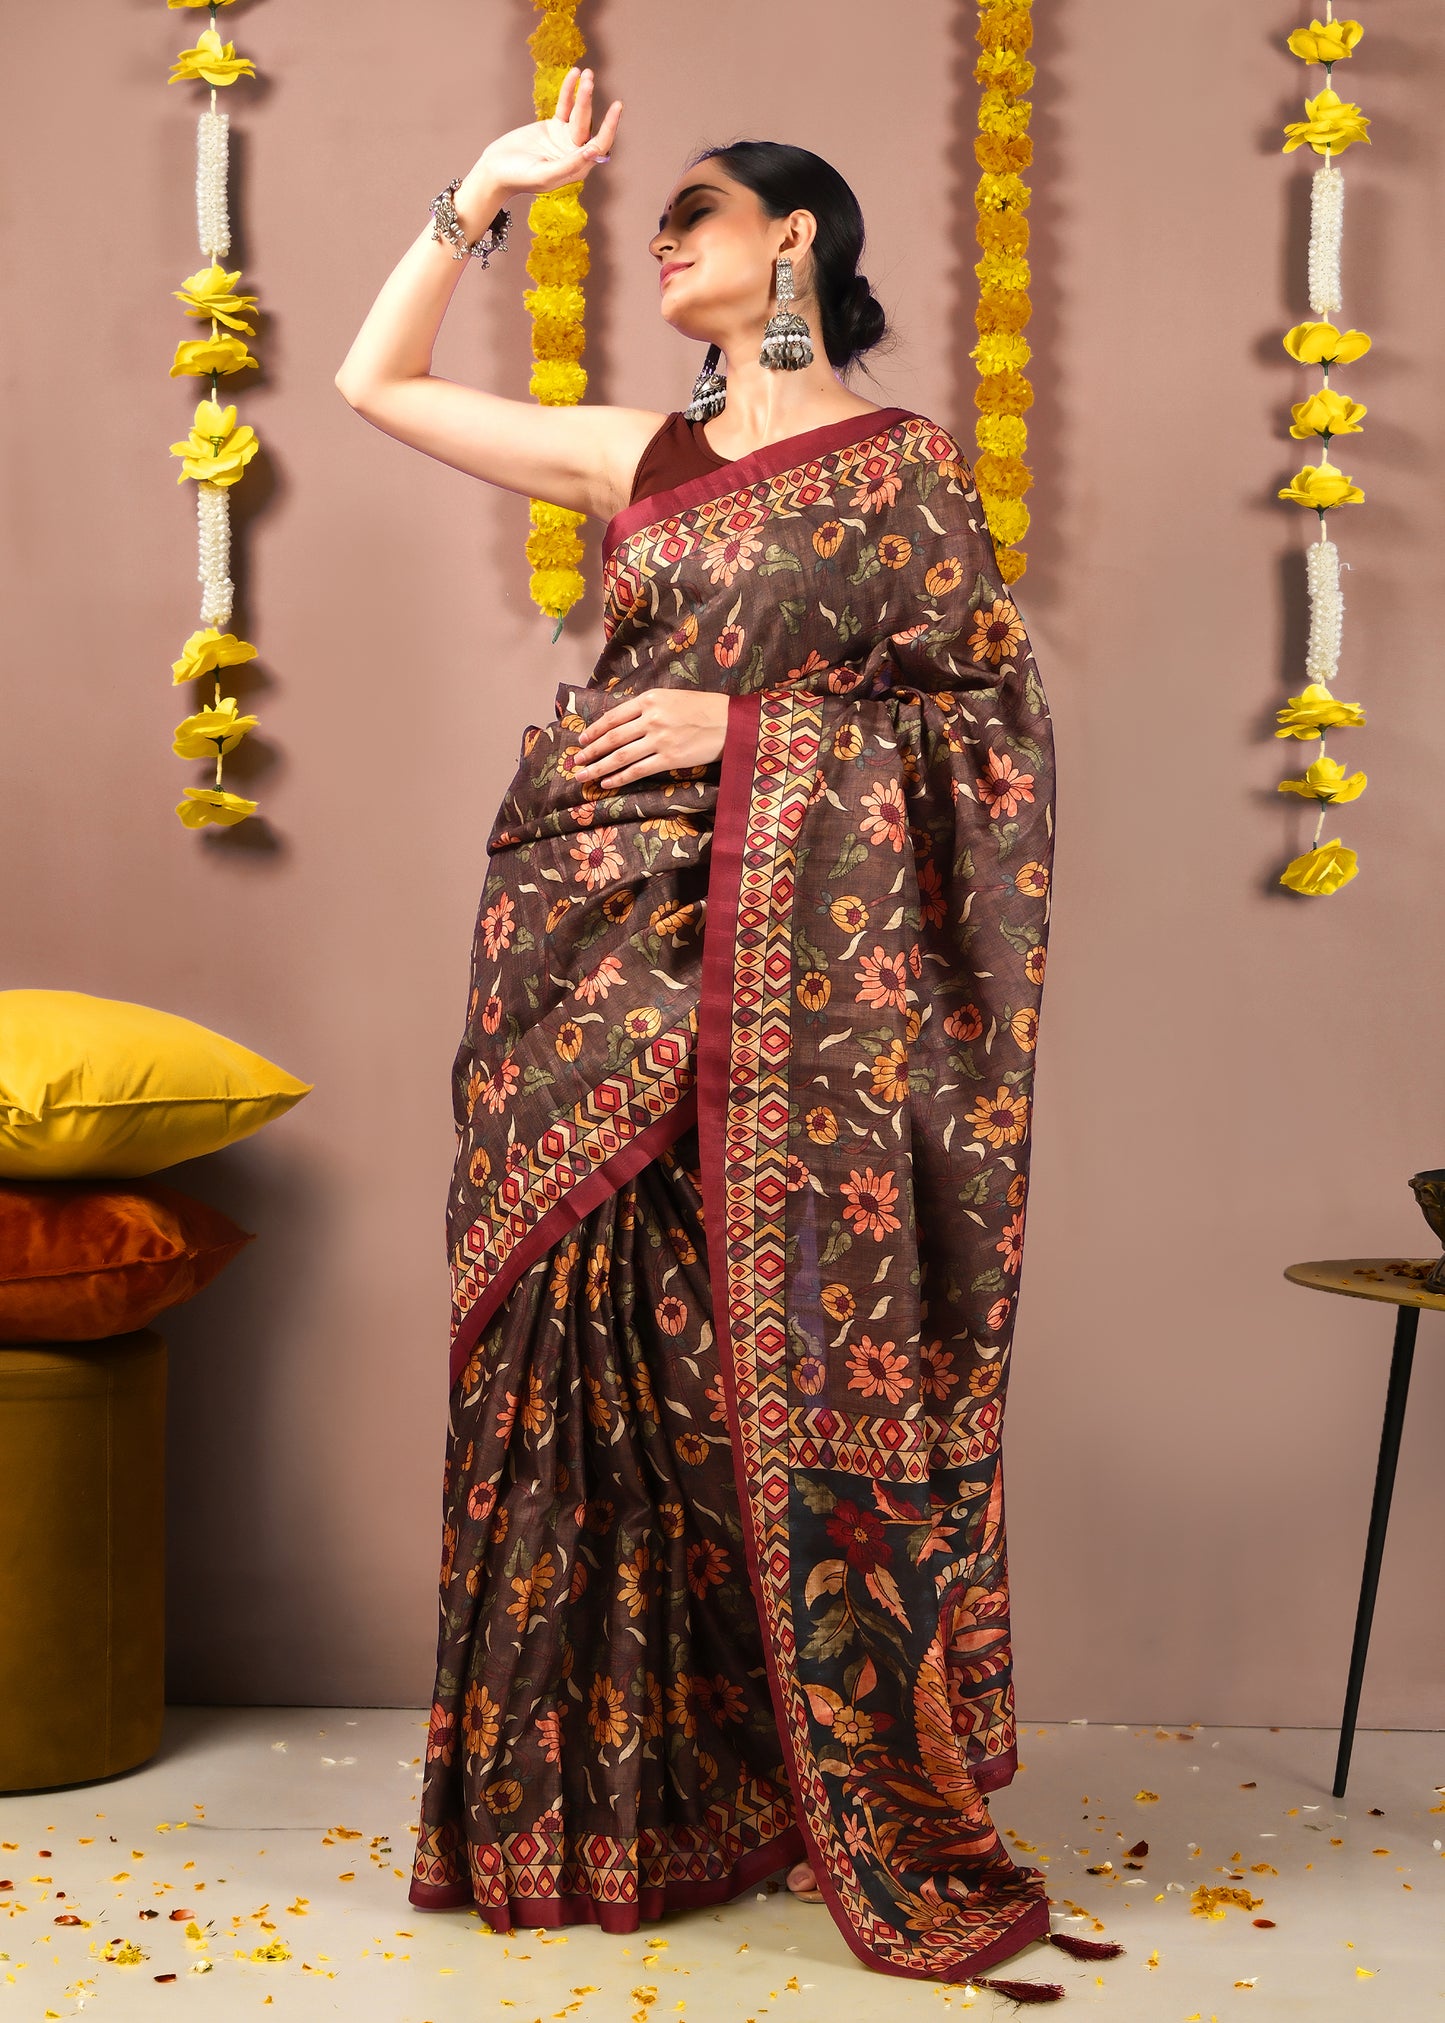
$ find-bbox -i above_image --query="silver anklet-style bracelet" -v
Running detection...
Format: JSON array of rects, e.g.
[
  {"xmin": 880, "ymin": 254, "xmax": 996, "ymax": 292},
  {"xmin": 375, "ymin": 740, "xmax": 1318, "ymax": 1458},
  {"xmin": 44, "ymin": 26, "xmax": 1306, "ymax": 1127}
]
[{"xmin": 429, "ymin": 177, "xmax": 511, "ymax": 264}]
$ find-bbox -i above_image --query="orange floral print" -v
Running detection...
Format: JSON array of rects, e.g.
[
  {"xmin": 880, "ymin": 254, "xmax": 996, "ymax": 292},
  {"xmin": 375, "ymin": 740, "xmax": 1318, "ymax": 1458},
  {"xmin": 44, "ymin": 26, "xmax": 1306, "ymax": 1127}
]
[
  {"xmin": 849, "ymin": 454, "xmax": 904, "ymax": 513},
  {"xmin": 812, "ymin": 520, "xmax": 845, "ymax": 556},
  {"xmin": 968, "ymin": 598, "xmax": 1027, "ymax": 665},
  {"xmin": 616, "ymin": 1544, "xmax": 653, "ymax": 1619},
  {"xmin": 480, "ymin": 892, "xmax": 516, "ymax": 959},
  {"xmin": 570, "ymin": 826, "xmax": 624, "ymax": 890},
  {"xmin": 840, "ymin": 1165, "xmax": 902, "ymax": 1242},
  {"xmin": 655, "ymin": 1293, "xmax": 688, "ymax": 1336},
  {"xmin": 920, "ymin": 1339, "xmax": 960, "ymax": 1401},
  {"xmin": 975, "ymin": 747, "xmax": 1036, "ymax": 819},
  {"xmin": 853, "ymin": 945, "xmax": 909, "ymax": 1012},
  {"xmin": 846, "ymin": 1335, "xmax": 912, "ymax": 1403},
  {"xmin": 702, "ymin": 528, "xmax": 762, "ymax": 586},
  {"xmin": 462, "ymin": 1680, "xmax": 501, "ymax": 1763},
  {"xmin": 468, "ymin": 1058, "xmax": 520, "ymax": 1117},
  {"xmin": 860, "ymin": 778, "xmax": 908, "ymax": 851},
  {"xmin": 805, "ymin": 1104, "xmax": 839, "ymax": 1144},
  {"xmin": 943, "ymin": 1002, "xmax": 984, "ymax": 1042},
  {"xmin": 871, "ymin": 1039, "xmax": 911, "ymax": 1102},
  {"xmin": 1014, "ymin": 859, "xmax": 1050, "ymax": 896},
  {"xmin": 820, "ymin": 1282, "xmax": 856, "ymax": 1323},
  {"xmin": 588, "ymin": 1675, "xmax": 629, "ymax": 1748},
  {"xmin": 585, "ymin": 1243, "xmax": 610, "ymax": 1310},
  {"xmin": 573, "ymin": 953, "xmax": 624, "ymax": 1003},
  {"xmin": 714, "ymin": 622, "xmax": 745, "ymax": 667},
  {"xmin": 997, "ymin": 1210, "xmax": 1025, "ymax": 1273},
  {"xmin": 686, "ymin": 1539, "xmax": 731, "ymax": 1597},
  {"xmin": 966, "ymin": 1085, "xmax": 1030, "ymax": 1148}
]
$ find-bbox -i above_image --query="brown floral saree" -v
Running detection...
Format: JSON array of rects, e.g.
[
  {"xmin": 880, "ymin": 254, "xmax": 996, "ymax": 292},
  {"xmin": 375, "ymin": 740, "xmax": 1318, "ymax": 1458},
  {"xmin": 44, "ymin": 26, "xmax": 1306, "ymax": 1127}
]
[{"xmin": 409, "ymin": 407, "xmax": 1057, "ymax": 1983}]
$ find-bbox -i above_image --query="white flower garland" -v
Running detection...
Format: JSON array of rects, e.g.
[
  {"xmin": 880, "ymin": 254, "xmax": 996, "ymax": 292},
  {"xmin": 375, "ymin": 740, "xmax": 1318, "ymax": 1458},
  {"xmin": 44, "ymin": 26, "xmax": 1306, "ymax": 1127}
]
[
  {"xmin": 1304, "ymin": 533, "xmax": 1344, "ymax": 684},
  {"xmin": 196, "ymin": 108, "xmax": 231, "ymax": 260},
  {"xmin": 1308, "ymin": 161, "xmax": 1344, "ymax": 316},
  {"xmin": 197, "ymin": 480, "xmax": 234, "ymax": 627}
]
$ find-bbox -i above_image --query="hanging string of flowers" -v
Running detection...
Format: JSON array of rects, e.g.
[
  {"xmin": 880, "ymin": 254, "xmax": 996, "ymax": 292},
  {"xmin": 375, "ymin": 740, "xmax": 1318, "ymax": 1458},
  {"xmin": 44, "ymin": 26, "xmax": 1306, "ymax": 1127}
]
[
  {"xmin": 165, "ymin": 0, "xmax": 262, "ymax": 830},
  {"xmin": 971, "ymin": 0, "xmax": 1034, "ymax": 586},
  {"xmin": 1274, "ymin": 8, "xmax": 1371, "ymax": 896},
  {"xmin": 526, "ymin": 0, "xmax": 589, "ymax": 641}
]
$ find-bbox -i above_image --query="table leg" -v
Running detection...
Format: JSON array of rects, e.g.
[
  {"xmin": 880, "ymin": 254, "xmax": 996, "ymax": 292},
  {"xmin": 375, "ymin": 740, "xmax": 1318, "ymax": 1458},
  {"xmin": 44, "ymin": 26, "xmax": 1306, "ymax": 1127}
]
[{"xmin": 1332, "ymin": 1301, "xmax": 1419, "ymax": 1799}]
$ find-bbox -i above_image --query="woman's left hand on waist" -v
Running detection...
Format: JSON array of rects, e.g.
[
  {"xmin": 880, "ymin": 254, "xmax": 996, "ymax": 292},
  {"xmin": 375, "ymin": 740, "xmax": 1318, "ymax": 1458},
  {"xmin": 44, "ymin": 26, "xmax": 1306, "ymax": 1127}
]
[{"xmin": 572, "ymin": 690, "xmax": 730, "ymax": 789}]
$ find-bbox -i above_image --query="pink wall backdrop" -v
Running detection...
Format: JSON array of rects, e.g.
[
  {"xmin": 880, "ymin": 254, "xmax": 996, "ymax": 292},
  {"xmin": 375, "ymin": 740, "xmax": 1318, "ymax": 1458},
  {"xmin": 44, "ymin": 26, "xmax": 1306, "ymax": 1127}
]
[{"xmin": 2, "ymin": 0, "xmax": 1442, "ymax": 1722}]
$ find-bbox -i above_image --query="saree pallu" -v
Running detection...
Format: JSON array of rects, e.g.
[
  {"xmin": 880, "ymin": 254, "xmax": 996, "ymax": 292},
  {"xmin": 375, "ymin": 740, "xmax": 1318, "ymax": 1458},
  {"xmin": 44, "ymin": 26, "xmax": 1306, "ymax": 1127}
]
[{"xmin": 410, "ymin": 408, "xmax": 1057, "ymax": 1983}]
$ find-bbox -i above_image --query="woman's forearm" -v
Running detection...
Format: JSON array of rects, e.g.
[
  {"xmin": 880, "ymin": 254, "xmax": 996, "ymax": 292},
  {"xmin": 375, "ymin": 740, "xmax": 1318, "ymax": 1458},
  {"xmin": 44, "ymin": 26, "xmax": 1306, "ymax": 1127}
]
[{"xmin": 334, "ymin": 170, "xmax": 513, "ymax": 403}]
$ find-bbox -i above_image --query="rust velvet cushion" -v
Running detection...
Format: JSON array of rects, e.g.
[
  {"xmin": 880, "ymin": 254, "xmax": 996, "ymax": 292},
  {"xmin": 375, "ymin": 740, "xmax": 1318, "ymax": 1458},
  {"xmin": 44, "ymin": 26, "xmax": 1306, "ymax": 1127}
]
[{"xmin": 0, "ymin": 1179, "xmax": 253, "ymax": 1342}]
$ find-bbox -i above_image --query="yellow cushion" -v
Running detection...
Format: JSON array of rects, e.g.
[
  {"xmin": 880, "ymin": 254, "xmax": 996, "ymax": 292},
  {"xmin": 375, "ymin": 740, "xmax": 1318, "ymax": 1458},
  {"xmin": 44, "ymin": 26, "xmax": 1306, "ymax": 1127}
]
[{"xmin": 0, "ymin": 990, "xmax": 312, "ymax": 1178}]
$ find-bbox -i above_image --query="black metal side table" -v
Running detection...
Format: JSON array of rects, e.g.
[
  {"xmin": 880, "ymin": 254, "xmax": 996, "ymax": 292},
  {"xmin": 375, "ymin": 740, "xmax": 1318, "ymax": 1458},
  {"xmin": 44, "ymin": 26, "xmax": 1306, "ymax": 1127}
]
[{"xmin": 1283, "ymin": 1257, "xmax": 1439, "ymax": 1797}]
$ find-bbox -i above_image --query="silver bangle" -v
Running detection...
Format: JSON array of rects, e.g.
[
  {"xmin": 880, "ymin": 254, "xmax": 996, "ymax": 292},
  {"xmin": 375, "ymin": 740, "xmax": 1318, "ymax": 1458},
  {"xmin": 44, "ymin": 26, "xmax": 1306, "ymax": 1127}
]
[{"xmin": 429, "ymin": 177, "xmax": 511, "ymax": 265}]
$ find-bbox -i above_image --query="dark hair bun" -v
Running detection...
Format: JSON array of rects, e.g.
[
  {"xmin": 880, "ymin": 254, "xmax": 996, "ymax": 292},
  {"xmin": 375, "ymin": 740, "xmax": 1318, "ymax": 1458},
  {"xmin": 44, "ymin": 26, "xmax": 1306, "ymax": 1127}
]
[{"xmin": 839, "ymin": 273, "xmax": 887, "ymax": 360}]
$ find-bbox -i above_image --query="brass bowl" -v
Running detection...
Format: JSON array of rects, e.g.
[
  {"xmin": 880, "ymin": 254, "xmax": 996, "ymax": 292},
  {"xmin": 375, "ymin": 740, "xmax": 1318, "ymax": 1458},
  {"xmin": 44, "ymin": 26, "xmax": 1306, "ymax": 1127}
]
[{"xmin": 1407, "ymin": 1169, "xmax": 1445, "ymax": 1292}]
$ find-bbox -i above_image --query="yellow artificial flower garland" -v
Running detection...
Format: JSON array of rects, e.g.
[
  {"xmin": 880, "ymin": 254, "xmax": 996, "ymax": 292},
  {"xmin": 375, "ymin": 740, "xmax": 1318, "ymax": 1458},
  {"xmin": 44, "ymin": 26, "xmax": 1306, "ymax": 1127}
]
[
  {"xmin": 971, "ymin": 0, "xmax": 1034, "ymax": 585},
  {"xmin": 1274, "ymin": 6, "xmax": 1370, "ymax": 896},
  {"xmin": 527, "ymin": 0, "xmax": 589, "ymax": 638},
  {"xmin": 164, "ymin": 0, "xmax": 262, "ymax": 830}
]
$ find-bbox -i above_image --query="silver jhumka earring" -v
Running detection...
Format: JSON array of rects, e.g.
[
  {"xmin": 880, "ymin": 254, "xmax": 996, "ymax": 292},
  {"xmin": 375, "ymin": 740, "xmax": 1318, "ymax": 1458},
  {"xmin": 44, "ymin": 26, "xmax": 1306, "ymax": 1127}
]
[
  {"xmin": 682, "ymin": 343, "xmax": 728, "ymax": 421},
  {"xmin": 759, "ymin": 253, "xmax": 814, "ymax": 370}
]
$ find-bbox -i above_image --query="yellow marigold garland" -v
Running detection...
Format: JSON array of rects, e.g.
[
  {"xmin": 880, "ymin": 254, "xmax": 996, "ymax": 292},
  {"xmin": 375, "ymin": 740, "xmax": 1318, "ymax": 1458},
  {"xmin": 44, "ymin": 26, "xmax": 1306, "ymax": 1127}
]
[
  {"xmin": 527, "ymin": 0, "xmax": 589, "ymax": 639},
  {"xmin": 972, "ymin": 2, "xmax": 1034, "ymax": 584},
  {"xmin": 164, "ymin": 0, "xmax": 262, "ymax": 831},
  {"xmin": 1274, "ymin": 6, "xmax": 1371, "ymax": 896}
]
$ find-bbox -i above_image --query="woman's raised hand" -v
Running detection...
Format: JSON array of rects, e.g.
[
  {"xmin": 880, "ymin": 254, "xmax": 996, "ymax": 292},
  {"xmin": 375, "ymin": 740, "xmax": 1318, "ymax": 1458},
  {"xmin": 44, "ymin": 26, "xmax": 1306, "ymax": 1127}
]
[{"xmin": 476, "ymin": 67, "xmax": 622, "ymax": 198}]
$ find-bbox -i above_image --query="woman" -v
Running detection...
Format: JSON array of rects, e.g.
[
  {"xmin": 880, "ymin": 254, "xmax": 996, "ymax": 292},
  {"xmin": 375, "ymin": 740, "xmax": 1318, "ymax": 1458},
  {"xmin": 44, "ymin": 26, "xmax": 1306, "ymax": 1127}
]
[{"xmin": 337, "ymin": 68, "xmax": 1094, "ymax": 1997}]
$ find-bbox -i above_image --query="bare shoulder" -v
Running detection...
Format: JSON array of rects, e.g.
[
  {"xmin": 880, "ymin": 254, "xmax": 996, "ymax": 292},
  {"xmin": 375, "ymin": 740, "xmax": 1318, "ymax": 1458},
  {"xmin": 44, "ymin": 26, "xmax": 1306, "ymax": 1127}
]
[{"xmin": 334, "ymin": 376, "xmax": 671, "ymax": 523}]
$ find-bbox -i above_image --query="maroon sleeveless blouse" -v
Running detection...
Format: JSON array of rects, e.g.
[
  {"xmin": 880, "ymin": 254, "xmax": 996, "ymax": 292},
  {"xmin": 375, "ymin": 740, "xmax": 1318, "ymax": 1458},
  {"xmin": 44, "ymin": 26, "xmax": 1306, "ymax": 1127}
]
[{"xmin": 628, "ymin": 410, "xmax": 729, "ymax": 507}]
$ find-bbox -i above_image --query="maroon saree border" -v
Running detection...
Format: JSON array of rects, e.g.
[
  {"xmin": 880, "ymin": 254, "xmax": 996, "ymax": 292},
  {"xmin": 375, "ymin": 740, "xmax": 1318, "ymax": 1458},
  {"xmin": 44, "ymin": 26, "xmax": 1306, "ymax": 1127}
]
[
  {"xmin": 603, "ymin": 405, "xmax": 921, "ymax": 561},
  {"xmin": 448, "ymin": 1087, "xmax": 698, "ymax": 1388},
  {"xmin": 695, "ymin": 686, "xmax": 1052, "ymax": 1982},
  {"xmin": 409, "ymin": 1819, "xmax": 806, "ymax": 1931}
]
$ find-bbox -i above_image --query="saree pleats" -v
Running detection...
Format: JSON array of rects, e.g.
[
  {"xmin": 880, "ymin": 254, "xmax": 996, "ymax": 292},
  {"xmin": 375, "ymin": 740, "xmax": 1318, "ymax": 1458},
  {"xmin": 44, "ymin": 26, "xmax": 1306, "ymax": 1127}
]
[
  {"xmin": 413, "ymin": 409, "xmax": 1057, "ymax": 1981},
  {"xmin": 411, "ymin": 1121, "xmax": 805, "ymax": 1928}
]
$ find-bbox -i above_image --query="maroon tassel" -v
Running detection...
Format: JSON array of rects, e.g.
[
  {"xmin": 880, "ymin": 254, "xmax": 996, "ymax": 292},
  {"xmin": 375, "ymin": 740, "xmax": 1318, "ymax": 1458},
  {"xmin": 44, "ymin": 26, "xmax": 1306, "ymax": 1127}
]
[
  {"xmin": 973, "ymin": 1976, "xmax": 1066, "ymax": 2003},
  {"xmin": 1046, "ymin": 1931, "xmax": 1125, "ymax": 1960}
]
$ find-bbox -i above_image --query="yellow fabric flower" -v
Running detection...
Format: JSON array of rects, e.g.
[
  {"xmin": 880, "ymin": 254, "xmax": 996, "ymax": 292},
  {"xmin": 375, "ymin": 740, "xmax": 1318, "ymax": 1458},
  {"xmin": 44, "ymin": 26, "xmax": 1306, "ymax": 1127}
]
[
  {"xmin": 175, "ymin": 787, "xmax": 258, "ymax": 830},
  {"xmin": 171, "ymin": 627, "xmax": 259, "ymax": 687},
  {"xmin": 1289, "ymin": 388, "xmax": 1366, "ymax": 439},
  {"xmin": 1282, "ymin": 87, "xmax": 1370, "ymax": 155},
  {"xmin": 167, "ymin": 27, "xmax": 256, "ymax": 87},
  {"xmin": 170, "ymin": 333, "xmax": 258, "ymax": 378},
  {"xmin": 1283, "ymin": 321, "xmax": 1371, "ymax": 365},
  {"xmin": 169, "ymin": 0, "xmax": 236, "ymax": 7},
  {"xmin": 1287, "ymin": 18, "xmax": 1363, "ymax": 64},
  {"xmin": 1279, "ymin": 838, "xmax": 1359, "ymax": 895},
  {"xmin": 169, "ymin": 398, "xmax": 259, "ymax": 487},
  {"xmin": 1274, "ymin": 682, "xmax": 1366, "ymax": 739},
  {"xmin": 173, "ymin": 262, "xmax": 259, "ymax": 334},
  {"xmin": 1278, "ymin": 754, "xmax": 1367, "ymax": 801},
  {"xmin": 1277, "ymin": 459, "xmax": 1364, "ymax": 508},
  {"xmin": 172, "ymin": 699, "xmax": 258, "ymax": 759}
]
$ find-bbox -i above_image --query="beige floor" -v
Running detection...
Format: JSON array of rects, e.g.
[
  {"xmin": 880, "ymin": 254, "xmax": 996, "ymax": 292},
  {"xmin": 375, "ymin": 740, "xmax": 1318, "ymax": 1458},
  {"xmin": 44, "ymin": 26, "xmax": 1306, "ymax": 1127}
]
[{"xmin": 0, "ymin": 1710, "xmax": 1440, "ymax": 2020}]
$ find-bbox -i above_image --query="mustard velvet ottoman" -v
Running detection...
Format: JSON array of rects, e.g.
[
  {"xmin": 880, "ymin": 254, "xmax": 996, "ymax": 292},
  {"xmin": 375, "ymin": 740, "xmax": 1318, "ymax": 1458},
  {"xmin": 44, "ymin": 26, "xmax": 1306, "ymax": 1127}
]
[{"xmin": 0, "ymin": 1330, "xmax": 166, "ymax": 1792}]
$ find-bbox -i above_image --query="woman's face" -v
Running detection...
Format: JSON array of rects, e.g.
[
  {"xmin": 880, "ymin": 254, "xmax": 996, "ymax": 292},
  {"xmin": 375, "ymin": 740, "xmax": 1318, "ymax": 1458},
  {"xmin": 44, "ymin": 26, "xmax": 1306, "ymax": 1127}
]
[{"xmin": 649, "ymin": 166, "xmax": 814, "ymax": 346}]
